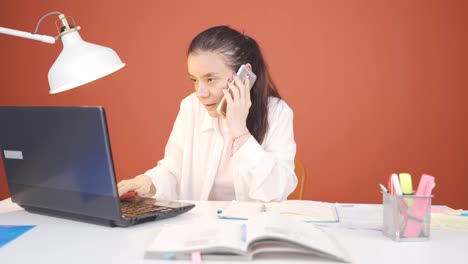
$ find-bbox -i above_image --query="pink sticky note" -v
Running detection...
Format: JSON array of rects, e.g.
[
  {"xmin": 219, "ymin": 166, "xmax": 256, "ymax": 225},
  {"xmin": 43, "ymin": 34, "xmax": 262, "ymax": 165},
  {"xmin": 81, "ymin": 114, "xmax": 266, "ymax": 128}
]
[{"xmin": 192, "ymin": 251, "xmax": 203, "ymax": 264}]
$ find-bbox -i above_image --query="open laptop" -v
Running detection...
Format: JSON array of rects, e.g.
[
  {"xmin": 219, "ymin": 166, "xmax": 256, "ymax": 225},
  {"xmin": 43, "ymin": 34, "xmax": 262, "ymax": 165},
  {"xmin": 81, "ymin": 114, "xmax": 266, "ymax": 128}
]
[{"xmin": 0, "ymin": 106, "xmax": 194, "ymax": 227}]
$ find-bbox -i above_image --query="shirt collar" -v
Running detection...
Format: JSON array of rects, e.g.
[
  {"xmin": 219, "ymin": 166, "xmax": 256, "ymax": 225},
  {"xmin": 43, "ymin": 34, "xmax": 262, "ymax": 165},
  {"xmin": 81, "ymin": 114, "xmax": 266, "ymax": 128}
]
[{"xmin": 200, "ymin": 109, "xmax": 220, "ymax": 133}]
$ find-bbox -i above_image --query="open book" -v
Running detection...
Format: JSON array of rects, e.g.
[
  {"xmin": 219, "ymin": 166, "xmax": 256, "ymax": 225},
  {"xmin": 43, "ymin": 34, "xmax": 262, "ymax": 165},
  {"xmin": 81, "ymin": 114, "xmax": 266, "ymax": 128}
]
[
  {"xmin": 145, "ymin": 212, "xmax": 351, "ymax": 262},
  {"xmin": 218, "ymin": 200, "xmax": 339, "ymax": 223}
]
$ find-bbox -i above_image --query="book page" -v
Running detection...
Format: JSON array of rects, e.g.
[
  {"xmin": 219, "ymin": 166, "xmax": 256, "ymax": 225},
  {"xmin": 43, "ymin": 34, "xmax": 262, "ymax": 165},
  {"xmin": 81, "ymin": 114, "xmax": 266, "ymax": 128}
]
[
  {"xmin": 246, "ymin": 212, "xmax": 351, "ymax": 262},
  {"xmin": 266, "ymin": 200, "xmax": 339, "ymax": 222},
  {"xmin": 218, "ymin": 200, "xmax": 265, "ymax": 220},
  {"xmin": 145, "ymin": 222, "xmax": 247, "ymax": 259}
]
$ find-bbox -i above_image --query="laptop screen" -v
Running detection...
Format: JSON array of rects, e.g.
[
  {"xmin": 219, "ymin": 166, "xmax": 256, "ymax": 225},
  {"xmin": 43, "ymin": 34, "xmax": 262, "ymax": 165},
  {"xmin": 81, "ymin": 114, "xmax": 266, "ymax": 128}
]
[{"xmin": 0, "ymin": 106, "xmax": 122, "ymax": 220}]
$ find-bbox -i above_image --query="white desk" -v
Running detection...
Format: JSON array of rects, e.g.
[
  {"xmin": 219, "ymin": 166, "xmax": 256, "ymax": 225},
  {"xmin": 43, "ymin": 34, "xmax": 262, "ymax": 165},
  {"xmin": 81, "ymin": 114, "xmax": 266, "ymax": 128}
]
[{"xmin": 0, "ymin": 198, "xmax": 466, "ymax": 264}]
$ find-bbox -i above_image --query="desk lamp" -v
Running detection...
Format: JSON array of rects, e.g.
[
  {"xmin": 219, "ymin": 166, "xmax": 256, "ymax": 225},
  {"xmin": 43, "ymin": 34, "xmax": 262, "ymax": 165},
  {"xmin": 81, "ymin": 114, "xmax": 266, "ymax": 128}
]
[{"xmin": 0, "ymin": 12, "xmax": 126, "ymax": 94}]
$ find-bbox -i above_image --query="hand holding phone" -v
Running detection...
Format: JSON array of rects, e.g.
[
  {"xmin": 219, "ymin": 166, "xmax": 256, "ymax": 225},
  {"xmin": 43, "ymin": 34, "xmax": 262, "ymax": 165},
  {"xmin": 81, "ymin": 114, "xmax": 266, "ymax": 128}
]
[{"xmin": 217, "ymin": 64, "xmax": 257, "ymax": 116}]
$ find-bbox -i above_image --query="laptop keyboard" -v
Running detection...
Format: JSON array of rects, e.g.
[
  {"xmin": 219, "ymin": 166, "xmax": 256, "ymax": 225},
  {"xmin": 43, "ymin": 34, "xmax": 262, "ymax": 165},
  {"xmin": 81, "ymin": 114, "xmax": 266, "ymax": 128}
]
[{"xmin": 120, "ymin": 201, "xmax": 173, "ymax": 218}]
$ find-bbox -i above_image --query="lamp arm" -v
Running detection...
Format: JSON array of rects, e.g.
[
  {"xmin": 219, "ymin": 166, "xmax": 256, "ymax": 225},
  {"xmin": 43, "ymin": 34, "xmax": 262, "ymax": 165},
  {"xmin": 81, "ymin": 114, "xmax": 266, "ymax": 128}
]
[{"xmin": 0, "ymin": 26, "xmax": 56, "ymax": 44}]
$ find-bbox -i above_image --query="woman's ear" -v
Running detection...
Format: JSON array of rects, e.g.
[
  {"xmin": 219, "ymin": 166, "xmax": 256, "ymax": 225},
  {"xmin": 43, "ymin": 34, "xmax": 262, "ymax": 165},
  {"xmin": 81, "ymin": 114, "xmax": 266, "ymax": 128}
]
[{"xmin": 246, "ymin": 63, "xmax": 252, "ymax": 71}]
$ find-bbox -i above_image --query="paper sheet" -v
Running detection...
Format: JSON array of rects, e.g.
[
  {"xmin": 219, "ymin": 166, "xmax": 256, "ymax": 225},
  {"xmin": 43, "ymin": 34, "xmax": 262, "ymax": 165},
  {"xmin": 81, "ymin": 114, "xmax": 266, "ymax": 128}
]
[
  {"xmin": 334, "ymin": 204, "xmax": 382, "ymax": 231},
  {"xmin": 431, "ymin": 214, "xmax": 468, "ymax": 231}
]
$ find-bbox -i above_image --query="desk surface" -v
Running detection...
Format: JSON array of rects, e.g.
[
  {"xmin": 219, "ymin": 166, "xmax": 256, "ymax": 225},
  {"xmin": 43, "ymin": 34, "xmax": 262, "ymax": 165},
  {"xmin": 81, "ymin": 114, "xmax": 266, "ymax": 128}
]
[{"xmin": 0, "ymin": 198, "xmax": 466, "ymax": 264}]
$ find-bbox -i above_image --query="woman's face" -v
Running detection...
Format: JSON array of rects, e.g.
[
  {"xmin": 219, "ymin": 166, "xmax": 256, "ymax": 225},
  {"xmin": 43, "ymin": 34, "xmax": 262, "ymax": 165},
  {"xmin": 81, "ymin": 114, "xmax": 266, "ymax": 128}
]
[{"xmin": 188, "ymin": 51, "xmax": 233, "ymax": 117}]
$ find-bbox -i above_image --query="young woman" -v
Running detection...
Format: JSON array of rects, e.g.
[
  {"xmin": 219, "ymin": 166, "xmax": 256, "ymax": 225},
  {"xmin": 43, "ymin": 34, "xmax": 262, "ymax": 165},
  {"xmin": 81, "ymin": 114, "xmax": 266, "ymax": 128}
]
[{"xmin": 118, "ymin": 26, "xmax": 297, "ymax": 202}]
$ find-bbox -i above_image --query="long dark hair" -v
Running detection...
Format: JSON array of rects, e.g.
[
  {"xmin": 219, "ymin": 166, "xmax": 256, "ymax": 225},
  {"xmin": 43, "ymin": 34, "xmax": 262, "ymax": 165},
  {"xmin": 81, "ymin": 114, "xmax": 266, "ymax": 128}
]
[{"xmin": 187, "ymin": 26, "xmax": 281, "ymax": 144}]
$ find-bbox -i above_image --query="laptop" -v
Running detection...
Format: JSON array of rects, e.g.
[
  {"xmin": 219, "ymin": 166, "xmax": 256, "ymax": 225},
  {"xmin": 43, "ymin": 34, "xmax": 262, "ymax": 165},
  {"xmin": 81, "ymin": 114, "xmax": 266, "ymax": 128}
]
[{"xmin": 0, "ymin": 106, "xmax": 195, "ymax": 227}]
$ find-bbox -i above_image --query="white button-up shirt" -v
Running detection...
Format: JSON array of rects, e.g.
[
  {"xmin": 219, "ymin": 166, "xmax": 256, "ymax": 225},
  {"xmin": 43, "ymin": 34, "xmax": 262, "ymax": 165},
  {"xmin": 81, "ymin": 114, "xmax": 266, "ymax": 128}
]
[{"xmin": 145, "ymin": 93, "xmax": 297, "ymax": 202}]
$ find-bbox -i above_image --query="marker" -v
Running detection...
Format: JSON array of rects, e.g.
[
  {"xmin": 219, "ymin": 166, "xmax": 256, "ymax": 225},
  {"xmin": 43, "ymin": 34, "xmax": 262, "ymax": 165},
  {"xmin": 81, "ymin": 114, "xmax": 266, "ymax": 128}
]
[
  {"xmin": 391, "ymin": 173, "xmax": 403, "ymax": 195},
  {"xmin": 403, "ymin": 174, "xmax": 435, "ymax": 238},
  {"xmin": 399, "ymin": 173, "xmax": 413, "ymax": 195},
  {"xmin": 399, "ymin": 173, "xmax": 414, "ymax": 206},
  {"xmin": 388, "ymin": 173, "xmax": 395, "ymax": 194}
]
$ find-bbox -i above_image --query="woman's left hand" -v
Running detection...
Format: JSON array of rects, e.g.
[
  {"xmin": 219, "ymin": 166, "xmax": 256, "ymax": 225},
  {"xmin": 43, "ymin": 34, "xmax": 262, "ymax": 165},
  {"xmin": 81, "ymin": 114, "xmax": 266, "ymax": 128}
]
[{"xmin": 222, "ymin": 72, "xmax": 251, "ymax": 137}]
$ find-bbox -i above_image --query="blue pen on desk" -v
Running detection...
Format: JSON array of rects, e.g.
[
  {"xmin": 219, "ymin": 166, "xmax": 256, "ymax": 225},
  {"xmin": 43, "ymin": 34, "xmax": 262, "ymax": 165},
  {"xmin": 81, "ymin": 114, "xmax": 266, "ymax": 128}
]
[
  {"xmin": 163, "ymin": 252, "xmax": 175, "ymax": 260},
  {"xmin": 240, "ymin": 224, "xmax": 247, "ymax": 242}
]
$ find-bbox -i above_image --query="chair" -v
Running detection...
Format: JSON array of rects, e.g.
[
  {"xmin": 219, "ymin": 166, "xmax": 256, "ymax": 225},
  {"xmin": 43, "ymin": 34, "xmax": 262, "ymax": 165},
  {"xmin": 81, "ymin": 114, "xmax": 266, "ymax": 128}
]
[{"xmin": 288, "ymin": 158, "xmax": 306, "ymax": 200}]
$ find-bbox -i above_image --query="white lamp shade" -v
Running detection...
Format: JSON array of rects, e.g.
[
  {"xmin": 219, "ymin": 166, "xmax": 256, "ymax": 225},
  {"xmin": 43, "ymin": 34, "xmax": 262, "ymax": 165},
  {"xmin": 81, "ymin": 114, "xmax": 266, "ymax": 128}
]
[{"xmin": 48, "ymin": 31, "xmax": 125, "ymax": 94}]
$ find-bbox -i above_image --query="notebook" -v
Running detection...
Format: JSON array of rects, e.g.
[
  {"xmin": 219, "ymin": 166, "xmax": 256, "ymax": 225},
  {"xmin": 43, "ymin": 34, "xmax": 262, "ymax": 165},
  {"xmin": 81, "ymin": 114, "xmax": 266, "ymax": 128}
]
[
  {"xmin": 0, "ymin": 106, "xmax": 194, "ymax": 227},
  {"xmin": 145, "ymin": 212, "xmax": 351, "ymax": 262}
]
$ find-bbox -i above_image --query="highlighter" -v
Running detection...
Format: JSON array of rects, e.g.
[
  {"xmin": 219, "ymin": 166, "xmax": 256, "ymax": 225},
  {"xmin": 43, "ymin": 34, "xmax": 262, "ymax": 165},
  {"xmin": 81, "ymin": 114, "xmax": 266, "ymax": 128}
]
[
  {"xmin": 399, "ymin": 173, "xmax": 414, "ymax": 207},
  {"xmin": 399, "ymin": 173, "xmax": 413, "ymax": 195},
  {"xmin": 403, "ymin": 174, "xmax": 435, "ymax": 238}
]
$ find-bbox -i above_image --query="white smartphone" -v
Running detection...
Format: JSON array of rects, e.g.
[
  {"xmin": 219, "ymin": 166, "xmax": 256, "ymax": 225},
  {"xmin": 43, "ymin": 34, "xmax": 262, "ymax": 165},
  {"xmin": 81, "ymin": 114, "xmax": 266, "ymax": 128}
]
[{"xmin": 217, "ymin": 64, "xmax": 257, "ymax": 116}]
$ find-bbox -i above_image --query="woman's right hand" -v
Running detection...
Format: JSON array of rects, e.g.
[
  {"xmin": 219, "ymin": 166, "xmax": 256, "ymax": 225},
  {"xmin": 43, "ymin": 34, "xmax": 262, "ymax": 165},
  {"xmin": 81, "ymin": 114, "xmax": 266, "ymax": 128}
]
[{"xmin": 117, "ymin": 174, "xmax": 156, "ymax": 198}]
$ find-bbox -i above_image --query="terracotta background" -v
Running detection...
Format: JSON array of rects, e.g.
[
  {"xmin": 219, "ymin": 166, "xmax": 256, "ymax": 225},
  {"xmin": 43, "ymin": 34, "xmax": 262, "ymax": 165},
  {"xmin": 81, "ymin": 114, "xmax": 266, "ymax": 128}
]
[{"xmin": 1, "ymin": 0, "xmax": 467, "ymax": 208}]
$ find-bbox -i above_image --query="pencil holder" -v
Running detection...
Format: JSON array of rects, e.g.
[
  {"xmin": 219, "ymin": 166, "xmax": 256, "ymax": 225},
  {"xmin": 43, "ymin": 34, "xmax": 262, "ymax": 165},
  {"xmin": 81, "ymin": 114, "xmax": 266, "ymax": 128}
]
[{"xmin": 382, "ymin": 192, "xmax": 433, "ymax": 241}]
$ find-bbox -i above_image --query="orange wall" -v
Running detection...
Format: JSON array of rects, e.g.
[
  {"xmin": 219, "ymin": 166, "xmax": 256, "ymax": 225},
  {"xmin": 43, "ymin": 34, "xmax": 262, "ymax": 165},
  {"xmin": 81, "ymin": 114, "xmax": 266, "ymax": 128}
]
[{"xmin": 1, "ymin": 0, "xmax": 467, "ymax": 208}]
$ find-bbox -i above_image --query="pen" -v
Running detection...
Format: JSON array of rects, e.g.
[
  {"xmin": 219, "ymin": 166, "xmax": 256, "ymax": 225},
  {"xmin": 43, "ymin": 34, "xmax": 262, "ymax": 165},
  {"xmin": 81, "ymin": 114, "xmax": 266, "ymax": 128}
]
[
  {"xmin": 240, "ymin": 224, "xmax": 247, "ymax": 242},
  {"xmin": 379, "ymin": 183, "xmax": 388, "ymax": 193},
  {"xmin": 390, "ymin": 173, "xmax": 408, "ymax": 233},
  {"xmin": 335, "ymin": 202, "xmax": 354, "ymax": 207},
  {"xmin": 444, "ymin": 209, "xmax": 462, "ymax": 215},
  {"xmin": 163, "ymin": 252, "xmax": 175, "ymax": 260},
  {"xmin": 391, "ymin": 173, "xmax": 403, "ymax": 195}
]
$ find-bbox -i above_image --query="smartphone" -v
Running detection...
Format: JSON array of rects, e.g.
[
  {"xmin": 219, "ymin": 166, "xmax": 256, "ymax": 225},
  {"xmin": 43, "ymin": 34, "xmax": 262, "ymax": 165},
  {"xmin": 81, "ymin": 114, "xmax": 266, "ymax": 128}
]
[{"xmin": 217, "ymin": 64, "xmax": 257, "ymax": 116}]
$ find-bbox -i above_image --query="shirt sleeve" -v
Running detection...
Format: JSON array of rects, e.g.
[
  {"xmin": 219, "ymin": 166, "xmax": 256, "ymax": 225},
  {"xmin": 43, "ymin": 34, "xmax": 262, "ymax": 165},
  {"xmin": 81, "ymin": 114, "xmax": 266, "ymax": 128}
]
[
  {"xmin": 231, "ymin": 98, "xmax": 297, "ymax": 202},
  {"xmin": 143, "ymin": 99, "xmax": 189, "ymax": 200}
]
